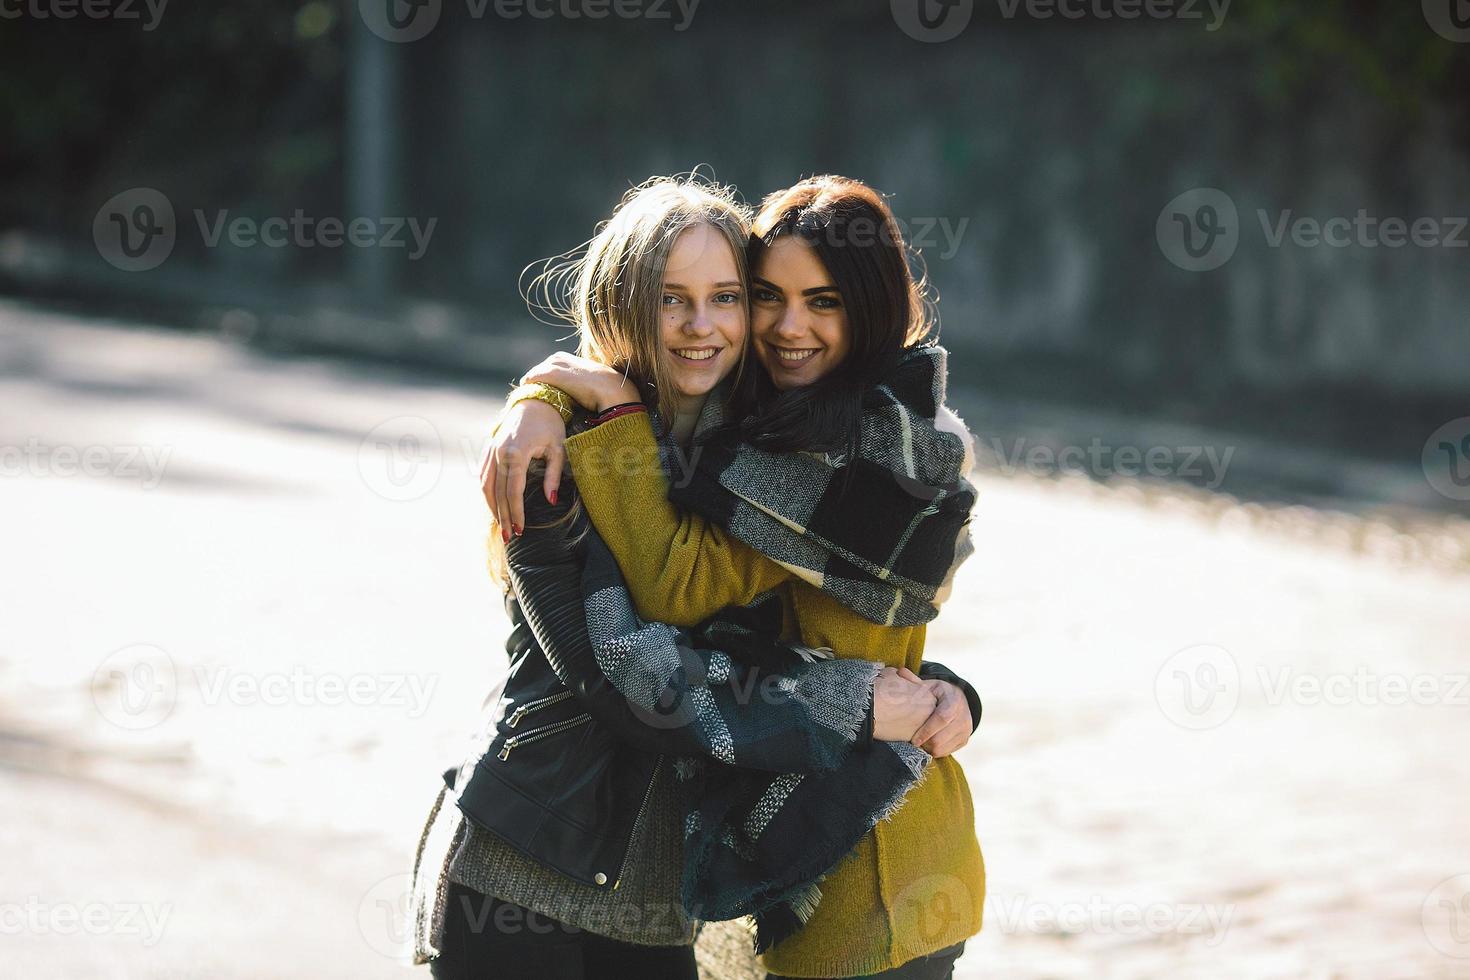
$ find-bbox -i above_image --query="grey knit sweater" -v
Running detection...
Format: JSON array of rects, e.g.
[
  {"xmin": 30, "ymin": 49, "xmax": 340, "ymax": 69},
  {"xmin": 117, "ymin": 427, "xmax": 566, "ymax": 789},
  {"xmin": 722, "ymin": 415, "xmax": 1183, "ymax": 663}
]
[{"xmin": 409, "ymin": 756, "xmax": 697, "ymax": 964}]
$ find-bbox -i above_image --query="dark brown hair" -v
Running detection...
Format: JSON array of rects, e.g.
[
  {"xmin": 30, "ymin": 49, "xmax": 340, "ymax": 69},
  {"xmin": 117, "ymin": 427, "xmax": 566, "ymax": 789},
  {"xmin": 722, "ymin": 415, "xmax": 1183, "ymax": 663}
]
[{"xmin": 728, "ymin": 175, "xmax": 935, "ymax": 457}]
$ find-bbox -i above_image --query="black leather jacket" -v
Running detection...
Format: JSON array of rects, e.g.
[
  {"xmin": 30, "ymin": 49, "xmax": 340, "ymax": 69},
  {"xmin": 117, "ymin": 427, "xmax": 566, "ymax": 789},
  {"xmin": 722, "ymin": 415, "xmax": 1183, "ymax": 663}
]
[{"xmin": 445, "ymin": 485, "xmax": 983, "ymax": 892}]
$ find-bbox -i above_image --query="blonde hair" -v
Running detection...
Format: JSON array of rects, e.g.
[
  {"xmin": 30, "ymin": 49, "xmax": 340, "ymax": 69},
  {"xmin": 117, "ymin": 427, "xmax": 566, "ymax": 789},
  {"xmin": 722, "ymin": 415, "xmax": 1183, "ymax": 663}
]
[
  {"xmin": 489, "ymin": 173, "xmax": 753, "ymax": 583},
  {"xmin": 528, "ymin": 173, "xmax": 752, "ymax": 422}
]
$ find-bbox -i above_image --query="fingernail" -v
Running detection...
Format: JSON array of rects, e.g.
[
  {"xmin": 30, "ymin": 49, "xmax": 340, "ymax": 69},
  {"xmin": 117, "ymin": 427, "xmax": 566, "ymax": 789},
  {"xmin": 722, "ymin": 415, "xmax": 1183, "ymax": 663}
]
[
  {"xmin": 513, "ymin": 525, "xmax": 523, "ymax": 537},
  {"xmin": 548, "ymin": 489, "xmax": 558, "ymax": 505},
  {"xmin": 501, "ymin": 527, "xmax": 511, "ymax": 544}
]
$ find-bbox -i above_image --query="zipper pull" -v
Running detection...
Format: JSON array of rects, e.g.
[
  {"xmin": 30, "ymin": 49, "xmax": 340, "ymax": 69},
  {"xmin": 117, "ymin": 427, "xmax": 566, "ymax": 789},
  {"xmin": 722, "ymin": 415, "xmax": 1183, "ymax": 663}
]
[
  {"xmin": 497, "ymin": 738, "xmax": 517, "ymax": 761},
  {"xmin": 507, "ymin": 706, "xmax": 527, "ymax": 728}
]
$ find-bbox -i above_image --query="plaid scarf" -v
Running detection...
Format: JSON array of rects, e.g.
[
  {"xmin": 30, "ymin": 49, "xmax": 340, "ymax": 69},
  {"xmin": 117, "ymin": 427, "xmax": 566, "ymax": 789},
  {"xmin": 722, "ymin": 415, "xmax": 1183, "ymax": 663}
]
[
  {"xmin": 580, "ymin": 532, "xmax": 932, "ymax": 954},
  {"xmin": 669, "ymin": 344, "xmax": 977, "ymax": 627}
]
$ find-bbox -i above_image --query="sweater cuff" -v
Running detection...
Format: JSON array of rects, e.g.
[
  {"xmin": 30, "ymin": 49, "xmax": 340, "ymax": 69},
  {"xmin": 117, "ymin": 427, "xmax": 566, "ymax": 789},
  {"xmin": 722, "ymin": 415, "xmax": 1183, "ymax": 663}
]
[{"xmin": 918, "ymin": 660, "xmax": 982, "ymax": 733}]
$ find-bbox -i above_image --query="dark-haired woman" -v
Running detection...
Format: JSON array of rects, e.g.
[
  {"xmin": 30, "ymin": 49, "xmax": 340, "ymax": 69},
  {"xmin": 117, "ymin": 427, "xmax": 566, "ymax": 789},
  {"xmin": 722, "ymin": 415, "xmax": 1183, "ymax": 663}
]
[{"xmin": 491, "ymin": 175, "xmax": 985, "ymax": 979}]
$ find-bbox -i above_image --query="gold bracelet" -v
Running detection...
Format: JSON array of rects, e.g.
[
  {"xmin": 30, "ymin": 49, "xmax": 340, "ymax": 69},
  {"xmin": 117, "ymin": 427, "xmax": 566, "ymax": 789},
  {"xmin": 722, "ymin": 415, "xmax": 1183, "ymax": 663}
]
[{"xmin": 505, "ymin": 381, "xmax": 575, "ymax": 424}]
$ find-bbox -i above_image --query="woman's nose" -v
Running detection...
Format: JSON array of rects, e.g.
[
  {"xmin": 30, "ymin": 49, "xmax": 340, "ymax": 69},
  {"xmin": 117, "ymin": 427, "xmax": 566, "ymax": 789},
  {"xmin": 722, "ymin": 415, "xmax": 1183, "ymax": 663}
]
[
  {"xmin": 683, "ymin": 304, "xmax": 716, "ymax": 336},
  {"xmin": 772, "ymin": 307, "xmax": 806, "ymax": 339}
]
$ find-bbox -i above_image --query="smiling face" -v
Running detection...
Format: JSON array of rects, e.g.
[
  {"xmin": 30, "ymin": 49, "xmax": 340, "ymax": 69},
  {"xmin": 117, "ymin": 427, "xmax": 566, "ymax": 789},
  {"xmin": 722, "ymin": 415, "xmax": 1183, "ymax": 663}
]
[
  {"xmin": 658, "ymin": 223, "xmax": 747, "ymax": 406},
  {"xmin": 750, "ymin": 235, "xmax": 851, "ymax": 390}
]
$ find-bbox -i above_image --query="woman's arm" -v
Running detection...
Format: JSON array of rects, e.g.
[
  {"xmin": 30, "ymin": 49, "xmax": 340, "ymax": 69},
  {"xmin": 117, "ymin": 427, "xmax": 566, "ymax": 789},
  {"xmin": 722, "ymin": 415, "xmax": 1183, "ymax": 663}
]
[
  {"xmin": 563, "ymin": 411, "xmax": 792, "ymax": 628},
  {"xmin": 503, "ymin": 476, "xmax": 938, "ymax": 770}
]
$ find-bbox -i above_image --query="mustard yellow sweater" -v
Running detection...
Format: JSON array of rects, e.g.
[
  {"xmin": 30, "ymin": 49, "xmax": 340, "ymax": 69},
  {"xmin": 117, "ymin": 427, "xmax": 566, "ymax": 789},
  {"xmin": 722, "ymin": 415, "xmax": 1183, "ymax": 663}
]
[{"xmin": 564, "ymin": 412, "xmax": 985, "ymax": 978}]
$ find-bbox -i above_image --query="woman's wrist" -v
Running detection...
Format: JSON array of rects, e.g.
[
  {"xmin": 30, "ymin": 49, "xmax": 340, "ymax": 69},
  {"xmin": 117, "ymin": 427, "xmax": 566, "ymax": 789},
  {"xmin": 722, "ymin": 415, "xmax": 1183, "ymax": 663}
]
[
  {"xmin": 506, "ymin": 381, "xmax": 575, "ymax": 425},
  {"xmin": 591, "ymin": 376, "xmax": 639, "ymax": 413}
]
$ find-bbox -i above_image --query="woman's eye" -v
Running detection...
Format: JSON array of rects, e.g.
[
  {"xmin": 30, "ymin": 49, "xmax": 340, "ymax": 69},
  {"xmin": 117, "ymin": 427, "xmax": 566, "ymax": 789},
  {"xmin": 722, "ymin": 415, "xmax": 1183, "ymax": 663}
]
[
  {"xmin": 662, "ymin": 294, "xmax": 682, "ymax": 306},
  {"xmin": 812, "ymin": 296, "xmax": 841, "ymax": 310},
  {"xmin": 714, "ymin": 291, "xmax": 741, "ymax": 304},
  {"xmin": 753, "ymin": 288, "xmax": 779, "ymax": 303}
]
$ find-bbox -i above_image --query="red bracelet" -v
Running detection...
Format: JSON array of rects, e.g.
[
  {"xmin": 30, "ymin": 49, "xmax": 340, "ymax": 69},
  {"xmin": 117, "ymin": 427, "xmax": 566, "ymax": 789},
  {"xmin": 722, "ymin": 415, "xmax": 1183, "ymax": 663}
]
[{"xmin": 589, "ymin": 402, "xmax": 648, "ymax": 426}]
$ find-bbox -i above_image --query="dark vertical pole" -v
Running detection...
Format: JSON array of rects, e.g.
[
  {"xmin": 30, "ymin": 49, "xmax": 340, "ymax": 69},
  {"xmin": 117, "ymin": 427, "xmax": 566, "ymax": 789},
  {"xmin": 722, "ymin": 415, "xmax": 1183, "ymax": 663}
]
[{"xmin": 346, "ymin": 14, "xmax": 400, "ymax": 301}]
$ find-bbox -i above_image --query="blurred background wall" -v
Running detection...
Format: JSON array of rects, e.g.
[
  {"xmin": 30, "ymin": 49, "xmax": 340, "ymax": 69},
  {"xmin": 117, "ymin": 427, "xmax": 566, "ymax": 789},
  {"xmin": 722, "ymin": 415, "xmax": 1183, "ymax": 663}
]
[{"xmin": 3, "ymin": 0, "xmax": 1468, "ymax": 459}]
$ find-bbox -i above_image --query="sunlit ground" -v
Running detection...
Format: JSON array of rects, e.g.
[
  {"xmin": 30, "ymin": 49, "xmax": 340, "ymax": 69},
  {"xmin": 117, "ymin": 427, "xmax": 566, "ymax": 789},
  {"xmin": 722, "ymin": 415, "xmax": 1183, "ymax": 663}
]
[{"xmin": 3, "ymin": 299, "xmax": 1467, "ymax": 978}]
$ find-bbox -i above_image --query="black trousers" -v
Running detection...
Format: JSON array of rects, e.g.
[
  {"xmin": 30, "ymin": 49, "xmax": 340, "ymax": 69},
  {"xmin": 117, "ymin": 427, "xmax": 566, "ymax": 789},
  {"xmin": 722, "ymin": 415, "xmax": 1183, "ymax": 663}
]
[
  {"xmin": 765, "ymin": 940, "xmax": 967, "ymax": 980},
  {"xmin": 429, "ymin": 882, "xmax": 698, "ymax": 980}
]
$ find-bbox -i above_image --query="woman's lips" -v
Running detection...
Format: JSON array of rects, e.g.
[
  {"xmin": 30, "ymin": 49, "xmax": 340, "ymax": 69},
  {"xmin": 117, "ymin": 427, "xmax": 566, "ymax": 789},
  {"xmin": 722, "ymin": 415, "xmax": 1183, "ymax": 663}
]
[{"xmin": 768, "ymin": 346, "xmax": 820, "ymax": 367}]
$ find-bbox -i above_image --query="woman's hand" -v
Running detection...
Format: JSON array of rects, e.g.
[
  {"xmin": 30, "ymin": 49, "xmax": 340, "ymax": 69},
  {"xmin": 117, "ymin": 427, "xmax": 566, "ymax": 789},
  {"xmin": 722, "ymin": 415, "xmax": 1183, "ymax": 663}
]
[
  {"xmin": 871, "ymin": 666, "xmax": 940, "ymax": 743},
  {"xmin": 480, "ymin": 399, "xmax": 567, "ymax": 538},
  {"xmin": 908, "ymin": 679, "xmax": 974, "ymax": 759},
  {"xmin": 521, "ymin": 352, "xmax": 638, "ymax": 413}
]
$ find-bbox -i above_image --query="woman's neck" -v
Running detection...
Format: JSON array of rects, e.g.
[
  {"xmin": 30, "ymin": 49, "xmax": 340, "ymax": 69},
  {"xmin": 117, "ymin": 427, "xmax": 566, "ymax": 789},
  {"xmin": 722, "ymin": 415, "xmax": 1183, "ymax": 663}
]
[{"xmin": 669, "ymin": 392, "xmax": 709, "ymax": 446}]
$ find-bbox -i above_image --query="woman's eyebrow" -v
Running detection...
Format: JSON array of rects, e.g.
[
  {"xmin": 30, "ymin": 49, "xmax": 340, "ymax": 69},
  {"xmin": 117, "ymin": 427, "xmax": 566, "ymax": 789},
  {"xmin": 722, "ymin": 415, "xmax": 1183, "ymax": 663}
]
[
  {"xmin": 751, "ymin": 276, "xmax": 782, "ymax": 292},
  {"xmin": 801, "ymin": 285, "xmax": 839, "ymax": 296}
]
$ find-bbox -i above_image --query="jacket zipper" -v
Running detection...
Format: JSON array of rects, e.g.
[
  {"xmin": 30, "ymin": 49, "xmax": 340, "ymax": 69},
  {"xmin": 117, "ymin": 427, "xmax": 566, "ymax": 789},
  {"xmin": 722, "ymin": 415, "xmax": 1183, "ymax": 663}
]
[
  {"xmin": 506, "ymin": 689, "xmax": 575, "ymax": 728},
  {"xmin": 496, "ymin": 712, "xmax": 592, "ymax": 761},
  {"xmin": 612, "ymin": 755, "xmax": 662, "ymax": 890}
]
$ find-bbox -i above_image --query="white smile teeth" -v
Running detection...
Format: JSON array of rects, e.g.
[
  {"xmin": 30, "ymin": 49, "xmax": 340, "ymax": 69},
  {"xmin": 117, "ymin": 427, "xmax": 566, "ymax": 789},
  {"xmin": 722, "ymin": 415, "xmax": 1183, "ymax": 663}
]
[
  {"xmin": 675, "ymin": 348, "xmax": 717, "ymax": 361},
  {"xmin": 777, "ymin": 349, "xmax": 817, "ymax": 362}
]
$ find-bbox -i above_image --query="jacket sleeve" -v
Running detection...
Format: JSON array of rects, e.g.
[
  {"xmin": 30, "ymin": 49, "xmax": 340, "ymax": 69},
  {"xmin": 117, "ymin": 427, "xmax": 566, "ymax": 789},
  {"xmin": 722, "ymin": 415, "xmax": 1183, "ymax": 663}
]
[
  {"xmin": 561, "ymin": 412, "xmax": 792, "ymax": 628},
  {"xmin": 503, "ymin": 475, "xmax": 877, "ymax": 771},
  {"xmin": 917, "ymin": 659, "xmax": 983, "ymax": 733}
]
